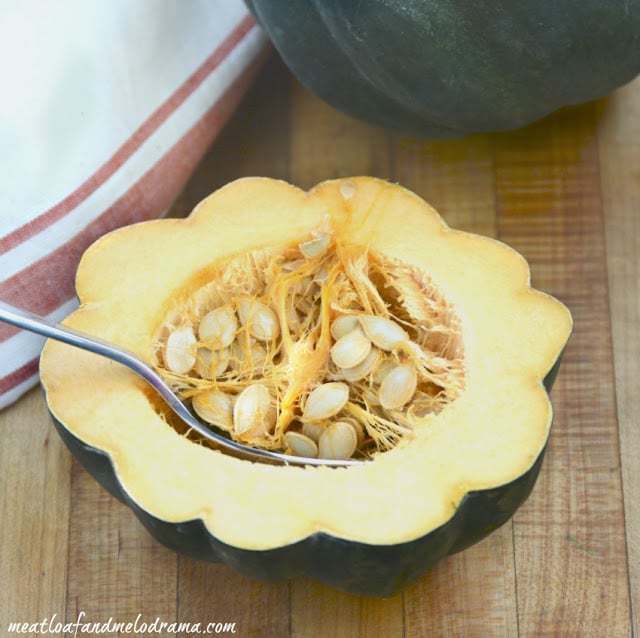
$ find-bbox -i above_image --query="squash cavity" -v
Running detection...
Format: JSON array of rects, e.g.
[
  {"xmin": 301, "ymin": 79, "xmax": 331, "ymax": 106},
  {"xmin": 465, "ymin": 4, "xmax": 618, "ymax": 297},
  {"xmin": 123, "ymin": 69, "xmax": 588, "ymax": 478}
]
[{"xmin": 152, "ymin": 233, "xmax": 465, "ymax": 461}]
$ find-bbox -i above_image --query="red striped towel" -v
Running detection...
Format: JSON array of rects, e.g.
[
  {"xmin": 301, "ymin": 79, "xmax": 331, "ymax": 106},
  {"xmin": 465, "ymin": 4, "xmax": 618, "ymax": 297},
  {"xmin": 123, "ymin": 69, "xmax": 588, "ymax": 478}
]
[{"xmin": 0, "ymin": 1, "xmax": 269, "ymax": 408}]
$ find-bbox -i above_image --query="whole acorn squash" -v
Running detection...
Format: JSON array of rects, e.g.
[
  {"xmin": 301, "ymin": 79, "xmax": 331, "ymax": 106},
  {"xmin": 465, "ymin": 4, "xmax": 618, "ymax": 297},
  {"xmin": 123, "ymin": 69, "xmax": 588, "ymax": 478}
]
[
  {"xmin": 245, "ymin": 1, "xmax": 640, "ymax": 137},
  {"xmin": 40, "ymin": 177, "xmax": 572, "ymax": 596}
]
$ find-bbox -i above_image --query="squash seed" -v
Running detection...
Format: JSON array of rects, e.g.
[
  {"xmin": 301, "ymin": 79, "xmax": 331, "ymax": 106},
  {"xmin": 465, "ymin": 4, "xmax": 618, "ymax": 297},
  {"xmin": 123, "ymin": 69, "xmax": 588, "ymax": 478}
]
[
  {"xmin": 290, "ymin": 276, "xmax": 314, "ymax": 298},
  {"xmin": 330, "ymin": 326, "xmax": 372, "ymax": 369},
  {"xmin": 165, "ymin": 326, "xmax": 197, "ymax": 374},
  {"xmin": 233, "ymin": 383, "xmax": 277, "ymax": 438},
  {"xmin": 282, "ymin": 258, "xmax": 305, "ymax": 272},
  {"xmin": 237, "ymin": 298, "xmax": 281, "ymax": 341},
  {"xmin": 285, "ymin": 304, "xmax": 301, "ymax": 332},
  {"xmin": 192, "ymin": 389, "xmax": 234, "ymax": 430},
  {"xmin": 378, "ymin": 363, "xmax": 418, "ymax": 410},
  {"xmin": 372, "ymin": 357, "xmax": 397, "ymax": 385},
  {"xmin": 330, "ymin": 314, "xmax": 360, "ymax": 340},
  {"xmin": 284, "ymin": 431, "xmax": 319, "ymax": 458},
  {"xmin": 229, "ymin": 339, "xmax": 268, "ymax": 372},
  {"xmin": 318, "ymin": 421, "xmax": 358, "ymax": 459},
  {"xmin": 359, "ymin": 315, "xmax": 409, "ymax": 351},
  {"xmin": 299, "ymin": 235, "xmax": 330, "ymax": 259},
  {"xmin": 198, "ymin": 305, "xmax": 237, "ymax": 348},
  {"xmin": 301, "ymin": 420, "xmax": 326, "ymax": 442},
  {"xmin": 314, "ymin": 265, "xmax": 329, "ymax": 284},
  {"xmin": 194, "ymin": 347, "xmax": 230, "ymax": 379},
  {"xmin": 341, "ymin": 347, "xmax": 381, "ymax": 382},
  {"xmin": 337, "ymin": 416, "xmax": 365, "ymax": 446},
  {"xmin": 302, "ymin": 382, "xmax": 349, "ymax": 421},
  {"xmin": 362, "ymin": 386, "xmax": 381, "ymax": 407},
  {"xmin": 350, "ymin": 420, "xmax": 366, "ymax": 446},
  {"xmin": 339, "ymin": 180, "xmax": 356, "ymax": 200}
]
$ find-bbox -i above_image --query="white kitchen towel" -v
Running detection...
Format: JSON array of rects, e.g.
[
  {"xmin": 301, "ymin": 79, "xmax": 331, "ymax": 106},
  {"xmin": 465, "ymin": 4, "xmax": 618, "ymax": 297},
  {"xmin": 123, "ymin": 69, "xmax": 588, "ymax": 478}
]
[{"xmin": 0, "ymin": 0, "xmax": 269, "ymax": 408}]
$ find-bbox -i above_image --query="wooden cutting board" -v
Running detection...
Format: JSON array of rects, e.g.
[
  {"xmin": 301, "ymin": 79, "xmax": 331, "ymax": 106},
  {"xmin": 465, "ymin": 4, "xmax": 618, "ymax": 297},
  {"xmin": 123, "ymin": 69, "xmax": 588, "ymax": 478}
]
[{"xmin": 2, "ymin": 55, "xmax": 639, "ymax": 637}]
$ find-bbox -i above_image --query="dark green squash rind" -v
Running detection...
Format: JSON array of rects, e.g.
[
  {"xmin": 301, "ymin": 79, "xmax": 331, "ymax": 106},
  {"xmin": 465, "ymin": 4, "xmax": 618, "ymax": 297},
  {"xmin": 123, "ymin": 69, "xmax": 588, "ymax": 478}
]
[
  {"xmin": 44, "ymin": 355, "xmax": 562, "ymax": 597},
  {"xmin": 246, "ymin": 0, "xmax": 640, "ymax": 137},
  {"xmin": 49, "ymin": 411, "xmax": 544, "ymax": 597}
]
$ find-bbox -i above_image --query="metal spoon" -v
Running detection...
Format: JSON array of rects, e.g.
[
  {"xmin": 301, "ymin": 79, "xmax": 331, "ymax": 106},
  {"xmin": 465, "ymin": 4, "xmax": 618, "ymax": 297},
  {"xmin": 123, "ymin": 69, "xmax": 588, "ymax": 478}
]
[{"xmin": 0, "ymin": 301, "xmax": 361, "ymax": 467}]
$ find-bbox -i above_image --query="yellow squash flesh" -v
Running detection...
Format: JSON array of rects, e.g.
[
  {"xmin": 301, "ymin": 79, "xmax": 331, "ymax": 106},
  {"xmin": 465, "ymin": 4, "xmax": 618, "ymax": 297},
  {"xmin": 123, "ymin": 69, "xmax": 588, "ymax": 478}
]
[{"xmin": 40, "ymin": 176, "xmax": 572, "ymax": 552}]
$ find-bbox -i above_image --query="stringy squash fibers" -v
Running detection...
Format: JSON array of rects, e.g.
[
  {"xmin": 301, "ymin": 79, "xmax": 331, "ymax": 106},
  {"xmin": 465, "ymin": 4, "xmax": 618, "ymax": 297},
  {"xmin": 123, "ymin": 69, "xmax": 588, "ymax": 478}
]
[
  {"xmin": 40, "ymin": 177, "xmax": 572, "ymax": 594},
  {"xmin": 152, "ymin": 223, "xmax": 464, "ymax": 461}
]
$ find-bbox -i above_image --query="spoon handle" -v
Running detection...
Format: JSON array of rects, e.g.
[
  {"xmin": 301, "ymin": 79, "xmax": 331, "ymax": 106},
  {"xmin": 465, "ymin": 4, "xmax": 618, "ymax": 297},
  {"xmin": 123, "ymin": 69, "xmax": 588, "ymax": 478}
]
[
  {"xmin": 0, "ymin": 300, "xmax": 175, "ymax": 401},
  {"xmin": 0, "ymin": 301, "xmax": 358, "ymax": 467},
  {"xmin": 0, "ymin": 300, "xmax": 157, "ymax": 377},
  {"xmin": 0, "ymin": 300, "xmax": 210, "ymax": 431}
]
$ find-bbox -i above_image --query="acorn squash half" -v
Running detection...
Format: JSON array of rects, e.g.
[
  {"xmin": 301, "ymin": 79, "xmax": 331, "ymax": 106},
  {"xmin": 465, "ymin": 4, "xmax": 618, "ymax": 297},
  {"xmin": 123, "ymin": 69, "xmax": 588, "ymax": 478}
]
[{"xmin": 40, "ymin": 177, "xmax": 572, "ymax": 596}]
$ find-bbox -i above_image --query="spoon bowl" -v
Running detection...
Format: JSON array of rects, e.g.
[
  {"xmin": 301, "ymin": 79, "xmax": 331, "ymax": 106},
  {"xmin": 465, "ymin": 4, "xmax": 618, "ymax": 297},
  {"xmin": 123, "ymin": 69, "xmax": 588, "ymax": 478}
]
[{"xmin": 0, "ymin": 301, "xmax": 361, "ymax": 467}]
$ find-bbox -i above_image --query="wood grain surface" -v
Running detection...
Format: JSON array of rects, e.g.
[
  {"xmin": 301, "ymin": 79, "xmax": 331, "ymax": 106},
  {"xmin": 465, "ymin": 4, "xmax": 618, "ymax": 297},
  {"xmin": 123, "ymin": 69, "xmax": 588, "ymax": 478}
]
[{"xmin": 2, "ymin": 55, "xmax": 639, "ymax": 637}]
